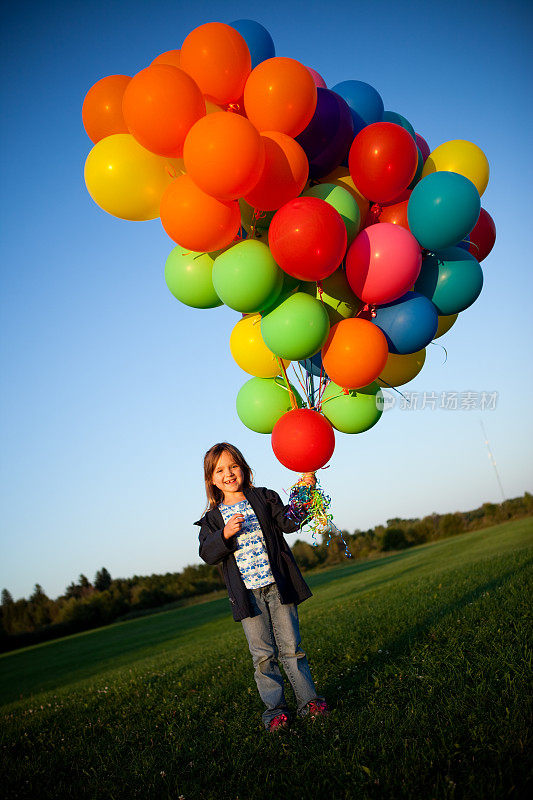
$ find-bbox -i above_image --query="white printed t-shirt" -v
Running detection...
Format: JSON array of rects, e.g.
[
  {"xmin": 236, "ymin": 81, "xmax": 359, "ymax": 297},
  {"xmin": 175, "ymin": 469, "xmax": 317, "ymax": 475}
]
[{"xmin": 218, "ymin": 499, "xmax": 274, "ymax": 589}]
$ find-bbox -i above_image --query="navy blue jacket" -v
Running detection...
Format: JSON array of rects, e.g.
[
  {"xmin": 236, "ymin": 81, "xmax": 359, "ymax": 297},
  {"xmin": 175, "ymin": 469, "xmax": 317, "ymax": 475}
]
[{"xmin": 195, "ymin": 486, "xmax": 312, "ymax": 621}]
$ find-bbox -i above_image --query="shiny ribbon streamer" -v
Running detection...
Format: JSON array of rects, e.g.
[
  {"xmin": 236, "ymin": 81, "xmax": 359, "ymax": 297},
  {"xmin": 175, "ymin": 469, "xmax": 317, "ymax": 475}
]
[{"xmin": 287, "ymin": 477, "xmax": 351, "ymax": 558}]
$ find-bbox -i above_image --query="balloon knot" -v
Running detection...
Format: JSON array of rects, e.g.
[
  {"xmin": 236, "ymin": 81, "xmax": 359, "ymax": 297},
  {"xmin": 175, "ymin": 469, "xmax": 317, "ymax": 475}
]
[
  {"xmin": 316, "ymin": 281, "xmax": 324, "ymax": 301},
  {"xmin": 342, "ymin": 388, "xmax": 350, "ymax": 395},
  {"xmin": 225, "ymin": 103, "xmax": 241, "ymax": 113}
]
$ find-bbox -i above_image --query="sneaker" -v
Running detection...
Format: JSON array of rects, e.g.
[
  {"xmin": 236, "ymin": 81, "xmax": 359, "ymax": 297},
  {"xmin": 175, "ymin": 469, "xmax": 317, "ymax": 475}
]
[
  {"xmin": 268, "ymin": 712, "xmax": 289, "ymax": 732},
  {"xmin": 306, "ymin": 700, "xmax": 329, "ymax": 719}
]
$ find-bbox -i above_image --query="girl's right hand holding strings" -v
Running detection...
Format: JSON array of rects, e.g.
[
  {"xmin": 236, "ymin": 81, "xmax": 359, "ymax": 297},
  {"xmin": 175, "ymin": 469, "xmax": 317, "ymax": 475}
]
[{"xmin": 223, "ymin": 513, "xmax": 244, "ymax": 539}]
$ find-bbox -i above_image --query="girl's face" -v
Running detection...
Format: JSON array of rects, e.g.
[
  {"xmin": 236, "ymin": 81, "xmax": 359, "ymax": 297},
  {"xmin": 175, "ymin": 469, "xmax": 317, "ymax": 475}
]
[{"xmin": 212, "ymin": 450, "xmax": 244, "ymax": 497}]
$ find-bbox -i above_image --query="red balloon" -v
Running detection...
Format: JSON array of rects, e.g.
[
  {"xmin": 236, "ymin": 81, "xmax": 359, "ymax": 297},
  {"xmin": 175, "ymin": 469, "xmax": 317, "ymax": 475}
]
[
  {"xmin": 348, "ymin": 122, "xmax": 418, "ymax": 203},
  {"xmin": 468, "ymin": 207, "xmax": 496, "ymax": 262},
  {"xmin": 269, "ymin": 197, "xmax": 347, "ymax": 281},
  {"xmin": 271, "ymin": 409, "xmax": 335, "ymax": 472}
]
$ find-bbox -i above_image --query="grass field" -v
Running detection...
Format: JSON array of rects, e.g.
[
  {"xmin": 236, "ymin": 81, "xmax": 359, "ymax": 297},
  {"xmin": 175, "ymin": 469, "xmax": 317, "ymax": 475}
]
[{"xmin": 1, "ymin": 519, "xmax": 532, "ymax": 800}]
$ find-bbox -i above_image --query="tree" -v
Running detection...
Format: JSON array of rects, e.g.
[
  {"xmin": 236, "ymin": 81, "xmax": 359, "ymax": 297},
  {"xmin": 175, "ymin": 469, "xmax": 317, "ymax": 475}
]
[
  {"xmin": 94, "ymin": 567, "xmax": 112, "ymax": 592},
  {"xmin": 1, "ymin": 589, "xmax": 14, "ymax": 606}
]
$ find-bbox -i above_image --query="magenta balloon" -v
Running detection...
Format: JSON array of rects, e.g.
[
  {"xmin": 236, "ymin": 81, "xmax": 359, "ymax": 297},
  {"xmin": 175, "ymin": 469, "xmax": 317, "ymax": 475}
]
[
  {"xmin": 306, "ymin": 66, "xmax": 327, "ymax": 89},
  {"xmin": 415, "ymin": 133, "xmax": 430, "ymax": 163},
  {"xmin": 346, "ymin": 222, "xmax": 422, "ymax": 305}
]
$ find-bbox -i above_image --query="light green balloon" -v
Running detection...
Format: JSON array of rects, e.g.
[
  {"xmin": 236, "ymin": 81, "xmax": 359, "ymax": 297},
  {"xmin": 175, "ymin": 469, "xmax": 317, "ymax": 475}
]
[
  {"xmin": 302, "ymin": 268, "xmax": 362, "ymax": 325},
  {"xmin": 321, "ymin": 381, "xmax": 384, "ymax": 433},
  {"xmin": 261, "ymin": 292, "xmax": 330, "ymax": 361},
  {"xmin": 303, "ymin": 184, "xmax": 361, "ymax": 245},
  {"xmin": 212, "ymin": 240, "xmax": 283, "ymax": 313},
  {"xmin": 164, "ymin": 246, "xmax": 223, "ymax": 309},
  {"xmin": 236, "ymin": 377, "xmax": 302, "ymax": 434}
]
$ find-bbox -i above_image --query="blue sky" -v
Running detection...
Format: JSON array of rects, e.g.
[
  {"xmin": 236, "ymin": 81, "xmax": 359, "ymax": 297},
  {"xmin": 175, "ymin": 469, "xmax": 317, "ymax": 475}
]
[{"xmin": 1, "ymin": 0, "xmax": 532, "ymax": 600}]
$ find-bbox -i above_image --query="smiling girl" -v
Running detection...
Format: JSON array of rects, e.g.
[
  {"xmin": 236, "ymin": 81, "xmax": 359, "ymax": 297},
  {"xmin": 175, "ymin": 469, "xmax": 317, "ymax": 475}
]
[{"xmin": 195, "ymin": 442, "xmax": 328, "ymax": 732}]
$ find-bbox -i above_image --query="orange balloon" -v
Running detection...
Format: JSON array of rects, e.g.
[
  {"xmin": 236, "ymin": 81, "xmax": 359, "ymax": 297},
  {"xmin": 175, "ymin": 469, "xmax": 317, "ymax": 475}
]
[
  {"xmin": 122, "ymin": 65, "xmax": 205, "ymax": 157},
  {"xmin": 160, "ymin": 175, "xmax": 241, "ymax": 252},
  {"xmin": 151, "ymin": 50, "xmax": 181, "ymax": 68},
  {"xmin": 183, "ymin": 112, "xmax": 265, "ymax": 201},
  {"xmin": 180, "ymin": 23, "xmax": 251, "ymax": 105},
  {"xmin": 244, "ymin": 57, "xmax": 317, "ymax": 137},
  {"xmin": 367, "ymin": 190, "xmax": 411, "ymax": 231},
  {"xmin": 244, "ymin": 131, "xmax": 309, "ymax": 211},
  {"xmin": 322, "ymin": 167, "xmax": 369, "ymax": 227},
  {"xmin": 322, "ymin": 318, "xmax": 389, "ymax": 389},
  {"xmin": 82, "ymin": 75, "xmax": 131, "ymax": 143}
]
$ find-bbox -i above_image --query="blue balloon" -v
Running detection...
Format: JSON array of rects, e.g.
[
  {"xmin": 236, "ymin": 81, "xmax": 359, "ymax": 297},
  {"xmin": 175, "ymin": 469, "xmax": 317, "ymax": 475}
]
[
  {"xmin": 299, "ymin": 351, "xmax": 326, "ymax": 378},
  {"xmin": 414, "ymin": 247, "xmax": 483, "ymax": 315},
  {"xmin": 407, "ymin": 172, "xmax": 481, "ymax": 251},
  {"xmin": 296, "ymin": 89, "xmax": 354, "ymax": 179},
  {"xmin": 383, "ymin": 111, "xmax": 416, "ymax": 141},
  {"xmin": 230, "ymin": 20, "xmax": 275, "ymax": 70},
  {"xmin": 330, "ymin": 80, "xmax": 384, "ymax": 136},
  {"xmin": 372, "ymin": 292, "xmax": 439, "ymax": 355}
]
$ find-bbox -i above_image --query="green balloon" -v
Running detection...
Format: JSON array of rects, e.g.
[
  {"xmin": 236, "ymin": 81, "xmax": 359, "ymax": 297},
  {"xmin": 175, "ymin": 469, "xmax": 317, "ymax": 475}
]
[
  {"xmin": 261, "ymin": 292, "xmax": 330, "ymax": 361},
  {"xmin": 321, "ymin": 381, "xmax": 383, "ymax": 433},
  {"xmin": 236, "ymin": 377, "xmax": 302, "ymax": 434},
  {"xmin": 302, "ymin": 268, "xmax": 362, "ymax": 325},
  {"xmin": 164, "ymin": 246, "xmax": 223, "ymax": 309},
  {"xmin": 303, "ymin": 184, "xmax": 361, "ymax": 245},
  {"xmin": 212, "ymin": 240, "xmax": 283, "ymax": 313}
]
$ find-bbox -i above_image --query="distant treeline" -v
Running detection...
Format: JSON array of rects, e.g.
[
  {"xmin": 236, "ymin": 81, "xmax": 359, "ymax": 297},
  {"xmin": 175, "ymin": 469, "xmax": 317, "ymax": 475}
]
[{"xmin": 1, "ymin": 493, "xmax": 531, "ymax": 653}]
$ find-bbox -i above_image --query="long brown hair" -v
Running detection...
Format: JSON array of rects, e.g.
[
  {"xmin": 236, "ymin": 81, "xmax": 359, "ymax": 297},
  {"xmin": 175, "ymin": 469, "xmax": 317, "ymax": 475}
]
[{"xmin": 203, "ymin": 442, "xmax": 253, "ymax": 510}]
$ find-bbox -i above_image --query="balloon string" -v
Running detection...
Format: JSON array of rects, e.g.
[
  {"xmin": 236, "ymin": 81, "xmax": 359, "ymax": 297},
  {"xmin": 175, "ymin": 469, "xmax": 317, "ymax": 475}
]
[
  {"xmin": 291, "ymin": 362, "xmax": 311, "ymax": 408},
  {"xmin": 429, "ymin": 340, "xmax": 448, "ymax": 364},
  {"xmin": 277, "ymin": 357, "xmax": 299, "ymax": 410},
  {"xmin": 377, "ymin": 377, "xmax": 409, "ymax": 403}
]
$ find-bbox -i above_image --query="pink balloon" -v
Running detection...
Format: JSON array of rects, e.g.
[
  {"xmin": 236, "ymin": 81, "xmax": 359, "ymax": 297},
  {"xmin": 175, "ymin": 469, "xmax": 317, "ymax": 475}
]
[
  {"xmin": 306, "ymin": 66, "xmax": 327, "ymax": 89},
  {"xmin": 415, "ymin": 133, "xmax": 430, "ymax": 163},
  {"xmin": 346, "ymin": 222, "xmax": 422, "ymax": 305}
]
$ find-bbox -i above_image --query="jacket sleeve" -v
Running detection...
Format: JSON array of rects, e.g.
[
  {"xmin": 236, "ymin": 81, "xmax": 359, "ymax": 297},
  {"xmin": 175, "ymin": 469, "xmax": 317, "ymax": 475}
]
[
  {"xmin": 260, "ymin": 487, "xmax": 304, "ymax": 534},
  {"xmin": 197, "ymin": 520, "xmax": 238, "ymax": 565}
]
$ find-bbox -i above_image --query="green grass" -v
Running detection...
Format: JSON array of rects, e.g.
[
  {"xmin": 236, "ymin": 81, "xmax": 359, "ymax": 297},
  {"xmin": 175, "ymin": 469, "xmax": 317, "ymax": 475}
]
[{"xmin": 1, "ymin": 519, "xmax": 532, "ymax": 800}]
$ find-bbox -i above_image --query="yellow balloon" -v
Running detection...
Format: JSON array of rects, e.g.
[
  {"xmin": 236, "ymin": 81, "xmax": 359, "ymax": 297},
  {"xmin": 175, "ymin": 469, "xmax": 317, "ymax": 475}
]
[
  {"xmin": 421, "ymin": 139, "xmax": 489, "ymax": 196},
  {"xmin": 230, "ymin": 314, "xmax": 290, "ymax": 377},
  {"xmin": 321, "ymin": 167, "xmax": 369, "ymax": 229},
  {"xmin": 84, "ymin": 133, "xmax": 184, "ymax": 221},
  {"xmin": 434, "ymin": 312, "xmax": 458, "ymax": 339},
  {"xmin": 377, "ymin": 349, "xmax": 426, "ymax": 388}
]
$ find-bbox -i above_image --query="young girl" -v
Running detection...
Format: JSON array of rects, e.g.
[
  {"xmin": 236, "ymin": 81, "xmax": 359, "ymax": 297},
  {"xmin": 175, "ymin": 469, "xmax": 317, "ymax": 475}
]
[{"xmin": 195, "ymin": 442, "xmax": 328, "ymax": 732}]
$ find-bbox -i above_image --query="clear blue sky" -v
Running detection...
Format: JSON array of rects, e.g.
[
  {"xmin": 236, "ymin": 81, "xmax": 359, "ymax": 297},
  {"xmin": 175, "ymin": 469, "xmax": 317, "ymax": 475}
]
[{"xmin": 1, "ymin": 0, "xmax": 532, "ymax": 600}]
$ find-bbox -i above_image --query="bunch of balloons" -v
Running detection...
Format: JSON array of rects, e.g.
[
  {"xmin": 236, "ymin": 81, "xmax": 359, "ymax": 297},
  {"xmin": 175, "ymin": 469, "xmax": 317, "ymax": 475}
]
[{"xmin": 83, "ymin": 19, "xmax": 496, "ymax": 475}]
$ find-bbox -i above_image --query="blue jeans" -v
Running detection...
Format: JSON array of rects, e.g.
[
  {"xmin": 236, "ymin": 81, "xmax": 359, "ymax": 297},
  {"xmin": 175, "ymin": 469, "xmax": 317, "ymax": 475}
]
[{"xmin": 240, "ymin": 582, "xmax": 323, "ymax": 729}]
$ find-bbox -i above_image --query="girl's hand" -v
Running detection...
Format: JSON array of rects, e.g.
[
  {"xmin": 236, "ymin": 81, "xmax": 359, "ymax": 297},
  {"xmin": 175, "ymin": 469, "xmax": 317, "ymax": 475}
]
[
  {"xmin": 223, "ymin": 514, "xmax": 244, "ymax": 539},
  {"xmin": 300, "ymin": 472, "xmax": 316, "ymax": 488}
]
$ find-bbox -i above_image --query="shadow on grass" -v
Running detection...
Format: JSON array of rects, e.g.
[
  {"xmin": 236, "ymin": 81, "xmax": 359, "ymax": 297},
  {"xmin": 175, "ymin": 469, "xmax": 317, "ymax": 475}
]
[{"xmin": 321, "ymin": 558, "xmax": 533, "ymax": 709}]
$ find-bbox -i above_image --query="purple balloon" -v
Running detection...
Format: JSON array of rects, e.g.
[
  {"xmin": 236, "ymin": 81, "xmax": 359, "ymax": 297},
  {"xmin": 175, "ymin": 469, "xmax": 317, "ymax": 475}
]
[{"xmin": 296, "ymin": 88, "xmax": 354, "ymax": 180}]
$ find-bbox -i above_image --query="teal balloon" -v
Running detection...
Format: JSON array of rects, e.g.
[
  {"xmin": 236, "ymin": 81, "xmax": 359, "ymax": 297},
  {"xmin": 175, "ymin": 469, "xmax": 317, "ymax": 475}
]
[
  {"xmin": 212, "ymin": 240, "xmax": 283, "ymax": 313},
  {"xmin": 164, "ymin": 246, "xmax": 222, "ymax": 309},
  {"xmin": 261, "ymin": 292, "xmax": 330, "ymax": 360},
  {"xmin": 321, "ymin": 381, "xmax": 383, "ymax": 433},
  {"xmin": 303, "ymin": 183, "xmax": 361, "ymax": 245},
  {"xmin": 407, "ymin": 172, "xmax": 481, "ymax": 251},
  {"xmin": 415, "ymin": 247, "xmax": 483, "ymax": 315},
  {"xmin": 236, "ymin": 377, "xmax": 302, "ymax": 434},
  {"xmin": 383, "ymin": 111, "xmax": 416, "ymax": 141}
]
